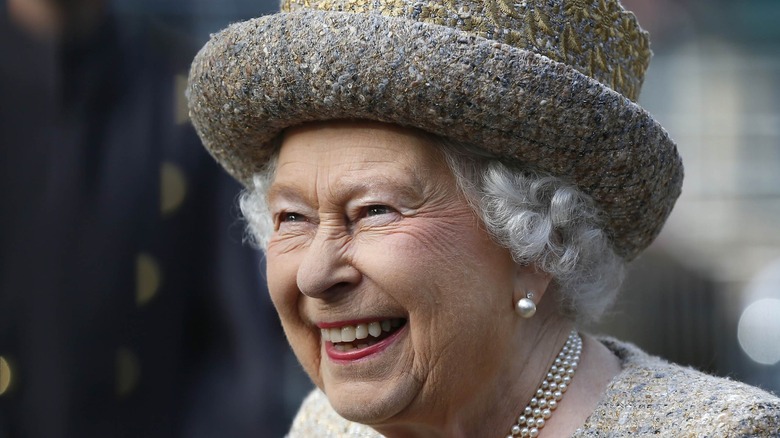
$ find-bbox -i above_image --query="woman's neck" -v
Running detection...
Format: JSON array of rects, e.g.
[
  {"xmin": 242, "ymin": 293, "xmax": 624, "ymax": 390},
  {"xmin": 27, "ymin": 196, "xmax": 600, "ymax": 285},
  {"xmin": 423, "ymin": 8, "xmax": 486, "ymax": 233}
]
[
  {"xmin": 537, "ymin": 334, "xmax": 622, "ymax": 436},
  {"xmin": 373, "ymin": 317, "xmax": 604, "ymax": 438}
]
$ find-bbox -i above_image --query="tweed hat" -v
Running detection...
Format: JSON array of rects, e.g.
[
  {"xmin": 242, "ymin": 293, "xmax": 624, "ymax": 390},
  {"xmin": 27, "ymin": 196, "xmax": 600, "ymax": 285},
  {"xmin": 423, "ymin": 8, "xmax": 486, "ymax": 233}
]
[{"xmin": 187, "ymin": 0, "xmax": 683, "ymax": 260}]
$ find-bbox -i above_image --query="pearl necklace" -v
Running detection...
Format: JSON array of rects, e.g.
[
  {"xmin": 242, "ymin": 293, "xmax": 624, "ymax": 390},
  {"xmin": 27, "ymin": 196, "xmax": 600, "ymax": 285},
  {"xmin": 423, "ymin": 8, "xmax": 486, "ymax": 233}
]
[{"xmin": 506, "ymin": 330, "xmax": 582, "ymax": 438}]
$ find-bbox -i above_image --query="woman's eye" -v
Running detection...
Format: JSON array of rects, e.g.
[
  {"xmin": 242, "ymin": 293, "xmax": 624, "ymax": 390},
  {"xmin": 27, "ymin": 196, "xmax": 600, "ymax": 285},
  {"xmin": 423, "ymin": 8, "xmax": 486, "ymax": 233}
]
[
  {"xmin": 280, "ymin": 212, "xmax": 305, "ymax": 223},
  {"xmin": 366, "ymin": 205, "xmax": 392, "ymax": 217}
]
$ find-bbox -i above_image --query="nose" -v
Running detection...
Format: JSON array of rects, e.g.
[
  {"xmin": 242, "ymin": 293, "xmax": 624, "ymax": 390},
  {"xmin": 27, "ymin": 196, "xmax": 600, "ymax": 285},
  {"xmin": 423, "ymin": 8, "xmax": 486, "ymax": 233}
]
[{"xmin": 296, "ymin": 226, "xmax": 360, "ymax": 298}]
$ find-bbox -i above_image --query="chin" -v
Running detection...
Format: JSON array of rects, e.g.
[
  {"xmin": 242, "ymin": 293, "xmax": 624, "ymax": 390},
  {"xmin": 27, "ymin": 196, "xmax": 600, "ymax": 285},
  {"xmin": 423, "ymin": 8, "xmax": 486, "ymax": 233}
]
[{"xmin": 324, "ymin": 378, "xmax": 419, "ymax": 426}]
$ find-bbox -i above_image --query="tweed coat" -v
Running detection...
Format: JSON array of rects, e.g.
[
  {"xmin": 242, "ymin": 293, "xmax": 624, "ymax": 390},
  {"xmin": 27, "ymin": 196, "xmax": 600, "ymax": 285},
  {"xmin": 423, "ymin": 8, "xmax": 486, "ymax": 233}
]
[{"xmin": 288, "ymin": 338, "xmax": 780, "ymax": 437}]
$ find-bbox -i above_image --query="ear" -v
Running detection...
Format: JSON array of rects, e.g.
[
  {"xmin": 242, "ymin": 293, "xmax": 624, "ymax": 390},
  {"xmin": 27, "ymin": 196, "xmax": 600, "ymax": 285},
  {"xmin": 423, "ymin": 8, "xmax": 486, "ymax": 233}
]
[{"xmin": 512, "ymin": 263, "xmax": 554, "ymax": 305}]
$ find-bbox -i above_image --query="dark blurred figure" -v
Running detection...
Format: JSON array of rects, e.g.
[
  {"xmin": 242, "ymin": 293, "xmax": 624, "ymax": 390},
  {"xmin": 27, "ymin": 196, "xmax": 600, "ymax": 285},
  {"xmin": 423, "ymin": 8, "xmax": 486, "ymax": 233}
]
[{"xmin": 0, "ymin": 0, "xmax": 306, "ymax": 436}]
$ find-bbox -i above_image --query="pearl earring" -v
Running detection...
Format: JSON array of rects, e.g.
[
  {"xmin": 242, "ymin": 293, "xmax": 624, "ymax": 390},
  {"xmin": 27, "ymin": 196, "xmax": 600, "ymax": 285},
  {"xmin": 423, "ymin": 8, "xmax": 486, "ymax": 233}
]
[{"xmin": 515, "ymin": 291, "xmax": 537, "ymax": 318}]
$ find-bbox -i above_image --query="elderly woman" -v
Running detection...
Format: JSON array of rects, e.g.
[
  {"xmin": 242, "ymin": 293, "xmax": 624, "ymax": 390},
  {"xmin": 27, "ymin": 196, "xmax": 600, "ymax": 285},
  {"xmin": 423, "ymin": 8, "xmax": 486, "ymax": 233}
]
[{"xmin": 187, "ymin": 0, "xmax": 780, "ymax": 436}]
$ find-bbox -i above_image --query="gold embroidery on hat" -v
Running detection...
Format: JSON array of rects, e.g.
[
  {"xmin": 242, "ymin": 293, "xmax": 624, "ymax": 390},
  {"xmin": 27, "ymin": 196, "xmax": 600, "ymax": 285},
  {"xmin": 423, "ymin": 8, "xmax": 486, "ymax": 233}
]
[
  {"xmin": 564, "ymin": 0, "xmax": 591, "ymax": 22},
  {"xmin": 497, "ymin": 0, "xmax": 519, "ymax": 17},
  {"xmin": 281, "ymin": 0, "xmax": 651, "ymax": 100},
  {"xmin": 562, "ymin": 23, "xmax": 581, "ymax": 58},
  {"xmin": 531, "ymin": 5, "xmax": 552, "ymax": 35}
]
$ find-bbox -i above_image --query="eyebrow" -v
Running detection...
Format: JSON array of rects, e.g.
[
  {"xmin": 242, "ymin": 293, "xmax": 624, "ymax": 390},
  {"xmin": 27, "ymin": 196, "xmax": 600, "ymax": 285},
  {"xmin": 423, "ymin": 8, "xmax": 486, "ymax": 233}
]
[
  {"xmin": 268, "ymin": 173, "xmax": 425, "ymax": 207},
  {"xmin": 267, "ymin": 184, "xmax": 310, "ymax": 206}
]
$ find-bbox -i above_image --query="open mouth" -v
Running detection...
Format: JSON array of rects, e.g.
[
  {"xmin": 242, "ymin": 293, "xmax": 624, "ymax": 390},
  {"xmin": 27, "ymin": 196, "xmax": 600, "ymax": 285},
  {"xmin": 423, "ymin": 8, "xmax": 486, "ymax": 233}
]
[{"xmin": 321, "ymin": 318, "xmax": 407, "ymax": 352}]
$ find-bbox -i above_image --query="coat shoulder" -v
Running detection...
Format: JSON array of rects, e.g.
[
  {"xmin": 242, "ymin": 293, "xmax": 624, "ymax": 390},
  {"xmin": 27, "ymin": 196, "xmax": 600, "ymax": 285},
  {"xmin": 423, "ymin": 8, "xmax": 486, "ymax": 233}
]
[{"xmin": 576, "ymin": 338, "xmax": 780, "ymax": 437}]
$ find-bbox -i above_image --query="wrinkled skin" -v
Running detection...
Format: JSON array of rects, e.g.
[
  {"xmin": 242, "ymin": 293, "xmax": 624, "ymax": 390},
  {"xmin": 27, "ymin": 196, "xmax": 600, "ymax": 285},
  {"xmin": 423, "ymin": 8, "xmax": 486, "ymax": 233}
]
[{"xmin": 265, "ymin": 121, "xmax": 559, "ymax": 436}]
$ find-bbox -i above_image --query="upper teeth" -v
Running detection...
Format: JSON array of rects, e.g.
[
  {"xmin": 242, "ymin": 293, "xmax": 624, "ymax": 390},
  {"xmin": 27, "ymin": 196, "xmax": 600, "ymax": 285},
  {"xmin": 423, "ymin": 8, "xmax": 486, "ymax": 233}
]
[{"xmin": 321, "ymin": 318, "xmax": 402, "ymax": 343}]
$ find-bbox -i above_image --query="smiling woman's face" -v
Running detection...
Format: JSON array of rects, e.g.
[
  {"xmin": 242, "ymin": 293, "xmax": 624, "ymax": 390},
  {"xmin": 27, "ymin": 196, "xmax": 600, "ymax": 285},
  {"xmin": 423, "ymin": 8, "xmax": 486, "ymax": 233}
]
[{"xmin": 265, "ymin": 121, "xmax": 520, "ymax": 426}]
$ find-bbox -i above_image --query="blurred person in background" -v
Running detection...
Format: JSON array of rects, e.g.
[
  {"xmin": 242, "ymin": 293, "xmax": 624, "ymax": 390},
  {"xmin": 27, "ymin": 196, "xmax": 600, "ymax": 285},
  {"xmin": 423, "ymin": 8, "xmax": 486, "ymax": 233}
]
[{"xmin": 0, "ymin": 0, "xmax": 306, "ymax": 436}]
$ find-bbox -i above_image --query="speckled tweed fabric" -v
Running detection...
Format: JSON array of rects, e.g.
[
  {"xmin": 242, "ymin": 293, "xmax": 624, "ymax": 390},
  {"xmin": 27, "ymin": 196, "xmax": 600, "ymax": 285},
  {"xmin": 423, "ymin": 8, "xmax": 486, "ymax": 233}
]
[
  {"xmin": 288, "ymin": 338, "xmax": 780, "ymax": 437},
  {"xmin": 187, "ymin": 0, "xmax": 684, "ymax": 261}
]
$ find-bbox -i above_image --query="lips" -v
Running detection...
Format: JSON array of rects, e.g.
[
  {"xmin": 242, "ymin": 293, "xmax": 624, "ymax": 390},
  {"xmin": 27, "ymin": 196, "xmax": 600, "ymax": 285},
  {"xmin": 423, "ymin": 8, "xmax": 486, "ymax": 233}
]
[{"xmin": 320, "ymin": 318, "xmax": 406, "ymax": 359}]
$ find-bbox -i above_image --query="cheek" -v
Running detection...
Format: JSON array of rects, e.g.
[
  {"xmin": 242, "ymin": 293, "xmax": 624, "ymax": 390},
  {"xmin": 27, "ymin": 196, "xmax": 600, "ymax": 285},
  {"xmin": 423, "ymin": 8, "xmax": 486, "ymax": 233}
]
[
  {"xmin": 266, "ymin": 250, "xmax": 323, "ymax": 382},
  {"xmin": 265, "ymin": 250, "xmax": 299, "ymax": 317},
  {"xmin": 365, "ymin": 215, "xmax": 512, "ymax": 323},
  {"xmin": 358, "ymin": 221, "xmax": 468, "ymax": 298},
  {"xmin": 387, "ymin": 216, "xmax": 504, "ymax": 288},
  {"xmin": 385, "ymin": 217, "xmax": 513, "ymax": 321}
]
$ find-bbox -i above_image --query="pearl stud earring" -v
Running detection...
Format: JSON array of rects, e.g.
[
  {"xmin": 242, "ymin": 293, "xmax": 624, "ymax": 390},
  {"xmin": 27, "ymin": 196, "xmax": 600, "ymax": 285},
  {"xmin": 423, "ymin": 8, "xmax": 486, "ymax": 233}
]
[{"xmin": 515, "ymin": 291, "xmax": 537, "ymax": 318}]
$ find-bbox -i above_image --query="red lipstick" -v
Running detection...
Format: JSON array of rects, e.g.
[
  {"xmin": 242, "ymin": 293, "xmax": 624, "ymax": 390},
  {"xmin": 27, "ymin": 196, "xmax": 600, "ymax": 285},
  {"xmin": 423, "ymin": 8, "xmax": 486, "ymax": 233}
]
[{"xmin": 325, "ymin": 323, "xmax": 407, "ymax": 362}]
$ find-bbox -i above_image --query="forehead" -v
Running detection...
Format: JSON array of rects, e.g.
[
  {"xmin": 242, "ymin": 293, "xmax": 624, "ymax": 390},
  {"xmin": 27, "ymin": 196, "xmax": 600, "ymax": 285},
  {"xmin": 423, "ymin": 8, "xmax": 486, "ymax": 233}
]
[{"xmin": 273, "ymin": 121, "xmax": 447, "ymax": 181}]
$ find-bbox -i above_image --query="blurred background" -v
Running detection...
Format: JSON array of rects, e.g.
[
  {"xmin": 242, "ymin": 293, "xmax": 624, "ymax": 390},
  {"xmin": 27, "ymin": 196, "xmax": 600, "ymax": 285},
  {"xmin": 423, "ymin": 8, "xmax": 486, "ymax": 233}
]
[
  {"xmin": 593, "ymin": 0, "xmax": 780, "ymax": 398},
  {"xmin": 0, "ymin": 0, "xmax": 778, "ymax": 437}
]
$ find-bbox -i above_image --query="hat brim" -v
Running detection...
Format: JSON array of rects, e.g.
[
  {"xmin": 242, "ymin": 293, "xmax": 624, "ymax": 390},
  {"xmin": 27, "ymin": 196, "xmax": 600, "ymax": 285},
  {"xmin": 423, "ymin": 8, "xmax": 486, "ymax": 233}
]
[{"xmin": 187, "ymin": 10, "xmax": 683, "ymax": 260}]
